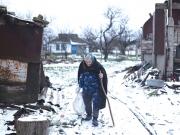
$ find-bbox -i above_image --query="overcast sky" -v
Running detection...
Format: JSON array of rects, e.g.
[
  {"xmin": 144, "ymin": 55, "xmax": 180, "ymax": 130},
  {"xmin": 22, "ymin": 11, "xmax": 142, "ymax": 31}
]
[{"xmin": 2, "ymin": 0, "xmax": 165, "ymax": 35}]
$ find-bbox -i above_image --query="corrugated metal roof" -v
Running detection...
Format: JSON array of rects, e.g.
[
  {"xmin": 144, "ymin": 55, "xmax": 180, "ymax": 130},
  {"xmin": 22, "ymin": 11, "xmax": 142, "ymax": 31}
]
[
  {"xmin": 143, "ymin": 17, "xmax": 153, "ymax": 39},
  {"xmin": 0, "ymin": 14, "xmax": 46, "ymax": 27}
]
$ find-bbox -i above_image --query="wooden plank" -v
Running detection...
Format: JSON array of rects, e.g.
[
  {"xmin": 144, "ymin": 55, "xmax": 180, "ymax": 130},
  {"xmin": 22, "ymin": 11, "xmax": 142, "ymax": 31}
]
[
  {"xmin": 142, "ymin": 50, "xmax": 153, "ymax": 53},
  {"xmin": 0, "ymin": 104, "xmax": 51, "ymax": 111},
  {"xmin": 156, "ymin": 3, "xmax": 168, "ymax": 9},
  {"xmin": 156, "ymin": 3, "xmax": 180, "ymax": 9},
  {"xmin": 142, "ymin": 45, "xmax": 153, "ymax": 50}
]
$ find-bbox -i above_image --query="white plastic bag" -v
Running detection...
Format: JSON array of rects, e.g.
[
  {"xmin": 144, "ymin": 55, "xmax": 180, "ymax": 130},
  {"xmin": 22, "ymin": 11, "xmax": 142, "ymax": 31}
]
[
  {"xmin": 75, "ymin": 86, "xmax": 80, "ymax": 94},
  {"xmin": 73, "ymin": 92, "xmax": 85, "ymax": 115}
]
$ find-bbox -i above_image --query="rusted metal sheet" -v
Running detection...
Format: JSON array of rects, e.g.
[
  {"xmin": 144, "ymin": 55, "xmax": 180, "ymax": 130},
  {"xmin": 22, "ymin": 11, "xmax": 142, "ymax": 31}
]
[
  {"xmin": 172, "ymin": 0, "xmax": 180, "ymax": 25},
  {"xmin": 0, "ymin": 59, "xmax": 27, "ymax": 84},
  {"xmin": 143, "ymin": 17, "xmax": 153, "ymax": 39},
  {"xmin": 0, "ymin": 24, "xmax": 43, "ymax": 63},
  {"xmin": 0, "ymin": 62, "xmax": 45, "ymax": 103},
  {"xmin": 154, "ymin": 9, "xmax": 165, "ymax": 54},
  {"xmin": 172, "ymin": 9, "xmax": 180, "ymax": 25}
]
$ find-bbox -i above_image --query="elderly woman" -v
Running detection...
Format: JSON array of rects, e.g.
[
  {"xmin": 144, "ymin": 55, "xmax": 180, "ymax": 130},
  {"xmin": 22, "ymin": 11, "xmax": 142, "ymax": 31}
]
[{"xmin": 77, "ymin": 53, "xmax": 108, "ymax": 126}]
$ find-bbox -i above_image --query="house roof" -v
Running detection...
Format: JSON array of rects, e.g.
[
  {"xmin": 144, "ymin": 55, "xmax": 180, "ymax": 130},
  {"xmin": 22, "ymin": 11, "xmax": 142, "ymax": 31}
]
[
  {"xmin": 58, "ymin": 34, "xmax": 86, "ymax": 44},
  {"xmin": 70, "ymin": 40, "xmax": 86, "ymax": 45},
  {"xmin": 49, "ymin": 37, "xmax": 60, "ymax": 43}
]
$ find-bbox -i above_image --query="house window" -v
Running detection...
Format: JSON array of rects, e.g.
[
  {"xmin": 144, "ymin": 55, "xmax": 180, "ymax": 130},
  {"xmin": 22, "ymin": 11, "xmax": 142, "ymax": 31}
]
[{"xmin": 56, "ymin": 44, "xmax": 60, "ymax": 50}]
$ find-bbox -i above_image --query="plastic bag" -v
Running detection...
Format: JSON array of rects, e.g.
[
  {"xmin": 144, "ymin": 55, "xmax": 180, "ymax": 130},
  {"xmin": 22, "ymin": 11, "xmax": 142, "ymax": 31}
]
[
  {"xmin": 75, "ymin": 86, "xmax": 80, "ymax": 94},
  {"xmin": 73, "ymin": 92, "xmax": 85, "ymax": 115}
]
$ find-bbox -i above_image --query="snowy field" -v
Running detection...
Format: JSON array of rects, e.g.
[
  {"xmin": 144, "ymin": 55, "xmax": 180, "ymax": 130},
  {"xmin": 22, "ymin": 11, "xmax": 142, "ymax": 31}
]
[{"xmin": 1, "ymin": 60, "xmax": 180, "ymax": 135}]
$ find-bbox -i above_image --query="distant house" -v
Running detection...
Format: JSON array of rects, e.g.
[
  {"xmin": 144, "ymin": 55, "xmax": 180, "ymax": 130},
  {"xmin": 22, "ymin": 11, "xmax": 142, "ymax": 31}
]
[
  {"xmin": 125, "ymin": 44, "xmax": 141, "ymax": 56},
  {"xmin": 49, "ymin": 34, "xmax": 89, "ymax": 55}
]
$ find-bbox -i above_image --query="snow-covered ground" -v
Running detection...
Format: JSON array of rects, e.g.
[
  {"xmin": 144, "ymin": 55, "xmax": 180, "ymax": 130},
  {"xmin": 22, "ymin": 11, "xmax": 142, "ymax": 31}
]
[{"xmin": 1, "ymin": 60, "xmax": 180, "ymax": 135}]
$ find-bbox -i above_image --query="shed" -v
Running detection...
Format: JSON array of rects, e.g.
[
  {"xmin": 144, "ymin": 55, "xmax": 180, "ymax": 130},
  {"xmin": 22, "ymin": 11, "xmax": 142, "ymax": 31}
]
[{"xmin": 0, "ymin": 7, "xmax": 48, "ymax": 103}]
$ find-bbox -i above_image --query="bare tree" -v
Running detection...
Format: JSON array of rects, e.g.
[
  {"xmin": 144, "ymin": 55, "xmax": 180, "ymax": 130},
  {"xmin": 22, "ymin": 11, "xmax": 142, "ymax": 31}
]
[
  {"xmin": 81, "ymin": 27, "xmax": 105, "ymax": 61},
  {"xmin": 81, "ymin": 6, "xmax": 129, "ymax": 61},
  {"xmin": 25, "ymin": 10, "xmax": 33, "ymax": 19},
  {"xmin": 40, "ymin": 15, "xmax": 56, "ymax": 58},
  {"xmin": 118, "ymin": 29, "xmax": 136, "ymax": 55},
  {"xmin": 134, "ymin": 29, "xmax": 142, "ymax": 49},
  {"xmin": 101, "ymin": 6, "xmax": 129, "ymax": 61},
  {"xmin": 57, "ymin": 26, "xmax": 74, "ymax": 34},
  {"xmin": 15, "ymin": 10, "xmax": 33, "ymax": 20},
  {"xmin": 81, "ymin": 26, "xmax": 102, "ymax": 51},
  {"xmin": 43, "ymin": 26, "xmax": 55, "ymax": 57},
  {"xmin": 134, "ymin": 29, "xmax": 142, "ymax": 60}
]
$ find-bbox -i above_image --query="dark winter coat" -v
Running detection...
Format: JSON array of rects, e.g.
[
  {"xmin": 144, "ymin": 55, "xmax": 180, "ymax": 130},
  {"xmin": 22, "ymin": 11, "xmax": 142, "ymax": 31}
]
[{"xmin": 78, "ymin": 57, "xmax": 108, "ymax": 109}]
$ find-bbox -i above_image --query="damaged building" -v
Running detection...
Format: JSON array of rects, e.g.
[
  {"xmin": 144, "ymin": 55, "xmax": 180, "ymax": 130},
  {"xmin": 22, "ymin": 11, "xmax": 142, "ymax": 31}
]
[{"xmin": 141, "ymin": 0, "xmax": 180, "ymax": 80}]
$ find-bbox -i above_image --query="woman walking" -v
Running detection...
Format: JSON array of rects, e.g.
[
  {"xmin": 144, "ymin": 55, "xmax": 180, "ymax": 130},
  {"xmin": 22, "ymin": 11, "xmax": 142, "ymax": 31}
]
[{"xmin": 77, "ymin": 53, "xmax": 108, "ymax": 126}]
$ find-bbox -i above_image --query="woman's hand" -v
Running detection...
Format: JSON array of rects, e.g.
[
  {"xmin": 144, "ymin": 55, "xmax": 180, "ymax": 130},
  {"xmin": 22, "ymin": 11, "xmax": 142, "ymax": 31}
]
[{"xmin": 99, "ymin": 71, "xmax": 103, "ymax": 79}]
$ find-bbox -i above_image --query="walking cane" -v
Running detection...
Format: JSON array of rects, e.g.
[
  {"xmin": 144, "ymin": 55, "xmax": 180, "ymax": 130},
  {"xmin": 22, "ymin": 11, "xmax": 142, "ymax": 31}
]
[{"xmin": 100, "ymin": 77, "xmax": 115, "ymax": 127}]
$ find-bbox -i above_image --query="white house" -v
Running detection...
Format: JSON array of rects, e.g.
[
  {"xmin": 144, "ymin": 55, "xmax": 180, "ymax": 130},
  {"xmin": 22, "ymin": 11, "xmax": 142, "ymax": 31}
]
[{"xmin": 48, "ymin": 34, "xmax": 89, "ymax": 55}]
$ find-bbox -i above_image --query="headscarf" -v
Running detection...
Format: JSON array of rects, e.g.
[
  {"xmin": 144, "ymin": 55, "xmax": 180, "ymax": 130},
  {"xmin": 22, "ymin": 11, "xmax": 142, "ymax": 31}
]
[{"xmin": 84, "ymin": 53, "xmax": 95, "ymax": 64}]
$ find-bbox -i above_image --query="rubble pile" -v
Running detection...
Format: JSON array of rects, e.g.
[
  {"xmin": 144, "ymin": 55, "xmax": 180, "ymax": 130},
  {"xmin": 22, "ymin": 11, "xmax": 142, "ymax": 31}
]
[{"xmin": 122, "ymin": 62, "xmax": 180, "ymax": 97}]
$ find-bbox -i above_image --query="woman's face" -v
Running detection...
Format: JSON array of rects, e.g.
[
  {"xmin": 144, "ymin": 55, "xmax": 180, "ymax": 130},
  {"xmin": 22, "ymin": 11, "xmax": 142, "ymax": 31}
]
[{"xmin": 85, "ymin": 59, "xmax": 92, "ymax": 67}]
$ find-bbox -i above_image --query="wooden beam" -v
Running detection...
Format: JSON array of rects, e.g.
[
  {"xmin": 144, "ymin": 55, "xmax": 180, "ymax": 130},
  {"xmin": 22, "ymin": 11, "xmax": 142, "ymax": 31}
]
[
  {"xmin": 0, "ymin": 104, "xmax": 51, "ymax": 111},
  {"xmin": 156, "ymin": 3, "xmax": 167, "ymax": 9},
  {"xmin": 156, "ymin": 3, "xmax": 180, "ymax": 9}
]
